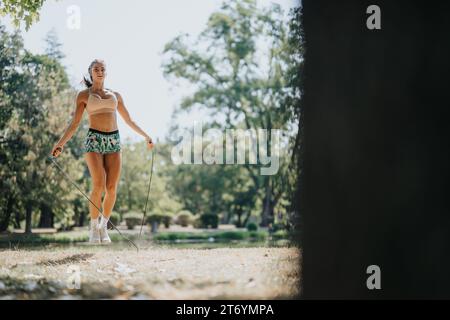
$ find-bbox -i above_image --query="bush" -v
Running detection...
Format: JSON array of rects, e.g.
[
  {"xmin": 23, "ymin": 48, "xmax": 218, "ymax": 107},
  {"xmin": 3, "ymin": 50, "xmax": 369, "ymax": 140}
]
[
  {"xmin": 107, "ymin": 212, "xmax": 121, "ymax": 229},
  {"xmin": 269, "ymin": 222, "xmax": 286, "ymax": 233},
  {"xmin": 215, "ymin": 231, "xmax": 246, "ymax": 240},
  {"xmin": 148, "ymin": 230, "xmax": 269, "ymax": 242},
  {"xmin": 123, "ymin": 212, "xmax": 143, "ymax": 230},
  {"xmin": 272, "ymin": 230, "xmax": 289, "ymax": 240},
  {"xmin": 249, "ymin": 231, "xmax": 267, "ymax": 241},
  {"xmin": 146, "ymin": 214, "xmax": 164, "ymax": 233},
  {"xmin": 146, "ymin": 214, "xmax": 164, "ymax": 224},
  {"xmin": 176, "ymin": 210, "xmax": 194, "ymax": 227},
  {"xmin": 161, "ymin": 214, "xmax": 172, "ymax": 228},
  {"xmin": 153, "ymin": 232, "xmax": 191, "ymax": 241},
  {"xmin": 145, "ymin": 214, "xmax": 172, "ymax": 231},
  {"xmin": 192, "ymin": 216, "xmax": 203, "ymax": 229},
  {"xmin": 246, "ymin": 222, "xmax": 258, "ymax": 231},
  {"xmin": 200, "ymin": 213, "xmax": 219, "ymax": 229}
]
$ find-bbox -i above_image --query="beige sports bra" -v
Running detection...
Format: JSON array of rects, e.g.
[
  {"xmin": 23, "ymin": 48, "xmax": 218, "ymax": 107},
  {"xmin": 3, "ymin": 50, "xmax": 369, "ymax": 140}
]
[{"xmin": 85, "ymin": 87, "xmax": 118, "ymax": 116}]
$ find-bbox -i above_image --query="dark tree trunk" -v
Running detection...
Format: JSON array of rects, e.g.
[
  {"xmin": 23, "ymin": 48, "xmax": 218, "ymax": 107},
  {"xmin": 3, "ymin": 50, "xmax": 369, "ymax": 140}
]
[
  {"xmin": 25, "ymin": 201, "xmax": 33, "ymax": 234},
  {"xmin": 38, "ymin": 203, "xmax": 53, "ymax": 228},
  {"xmin": 302, "ymin": 0, "xmax": 450, "ymax": 298},
  {"xmin": 72, "ymin": 198, "xmax": 86, "ymax": 227},
  {"xmin": 235, "ymin": 207, "xmax": 242, "ymax": 227},
  {"xmin": 261, "ymin": 179, "xmax": 274, "ymax": 227},
  {"xmin": 78, "ymin": 209, "xmax": 85, "ymax": 227},
  {"xmin": 151, "ymin": 221, "xmax": 159, "ymax": 233},
  {"xmin": 260, "ymin": 120, "xmax": 274, "ymax": 227},
  {"xmin": 242, "ymin": 210, "xmax": 252, "ymax": 228},
  {"xmin": 0, "ymin": 195, "xmax": 14, "ymax": 232},
  {"xmin": 225, "ymin": 210, "xmax": 232, "ymax": 224},
  {"xmin": 14, "ymin": 211, "xmax": 21, "ymax": 229},
  {"xmin": 127, "ymin": 185, "xmax": 132, "ymax": 211}
]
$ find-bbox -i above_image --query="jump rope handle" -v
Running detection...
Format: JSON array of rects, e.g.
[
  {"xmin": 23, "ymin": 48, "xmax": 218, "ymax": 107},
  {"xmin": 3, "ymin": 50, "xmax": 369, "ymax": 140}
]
[{"xmin": 52, "ymin": 146, "xmax": 62, "ymax": 157}]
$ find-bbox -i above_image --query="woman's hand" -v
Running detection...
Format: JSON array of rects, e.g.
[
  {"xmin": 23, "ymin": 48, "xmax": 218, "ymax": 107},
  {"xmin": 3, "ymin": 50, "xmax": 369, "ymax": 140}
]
[
  {"xmin": 145, "ymin": 136, "xmax": 154, "ymax": 150},
  {"xmin": 50, "ymin": 144, "xmax": 64, "ymax": 158}
]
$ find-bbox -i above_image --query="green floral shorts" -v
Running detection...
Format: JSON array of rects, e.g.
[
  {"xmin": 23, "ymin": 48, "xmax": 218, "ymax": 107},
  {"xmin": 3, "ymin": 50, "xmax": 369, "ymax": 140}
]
[{"xmin": 84, "ymin": 128, "xmax": 121, "ymax": 154}]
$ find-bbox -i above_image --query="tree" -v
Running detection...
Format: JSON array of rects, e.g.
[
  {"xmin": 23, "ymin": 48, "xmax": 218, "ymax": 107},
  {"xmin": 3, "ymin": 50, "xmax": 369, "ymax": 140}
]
[
  {"xmin": 116, "ymin": 140, "xmax": 182, "ymax": 219},
  {"xmin": 0, "ymin": 23, "xmax": 87, "ymax": 232},
  {"xmin": 162, "ymin": 0, "xmax": 298, "ymax": 226},
  {"xmin": 44, "ymin": 28, "xmax": 65, "ymax": 60},
  {"xmin": 0, "ymin": 0, "xmax": 46, "ymax": 31},
  {"xmin": 0, "ymin": 24, "xmax": 25, "ymax": 231},
  {"xmin": 283, "ymin": 6, "xmax": 303, "ymax": 234}
]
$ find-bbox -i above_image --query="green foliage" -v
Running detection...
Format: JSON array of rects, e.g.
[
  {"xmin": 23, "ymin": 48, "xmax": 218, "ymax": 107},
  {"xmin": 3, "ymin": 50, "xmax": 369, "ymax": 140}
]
[
  {"xmin": 246, "ymin": 222, "xmax": 258, "ymax": 231},
  {"xmin": 192, "ymin": 216, "xmax": 203, "ymax": 229},
  {"xmin": 271, "ymin": 229, "xmax": 289, "ymax": 240},
  {"xmin": 0, "ymin": 232, "xmax": 89, "ymax": 246},
  {"xmin": 161, "ymin": 214, "xmax": 172, "ymax": 228},
  {"xmin": 146, "ymin": 213, "xmax": 168, "ymax": 233},
  {"xmin": 56, "ymin": 210, "xmax": 76, "ymax": 231},
  {"xmin": 199, "ymin": 213, "xmax": 219, "ymax": 229},
  {"xmin": 283, "ymin": 6, "xmax": 303, "ymax": 234},
  {"xmin": 108, "ymin": 212, "xmax": 121, "ymax": 228},
  {"xmin": 0, "ymin": 0, "xmax": 303, "ymax": 238},
  {"xmin": 176, "ymin": 210, "xmax": 194, "ymax": 227},
  {"xmin": 146, "ymin": 214, "xmax": 163, "ymax": 224},
  {"xmin": 162, "ymin": 0, "xmax": 302, "ymax": 228},
  {"xmin": 117, "ymin": 141, "xmax": 155, "ymax": 212},
  {"xmin": 152, "ymin": 230, "xmax": 267, "ymax": 241},
  {"xmin": 116, "ymin": 141, "xmax": 182, "ymax": 217},
  {"xmin": 270, "ymin": 222, "xmax": 286, "ymax": 233},
  {"xmin": 0, "ymin": 24, "xmax": 87, "ymax": 233},
  {"xmin": 44, "ymin": 28, "xmax": 65, "ymax": 60},
  {"xmin": 0, "ymin": 0, "xmax": 46, "ymax": 30},
  {"xmin": 248, "ymin": 231, "xmax": 267, "ymax": 241},
  {"xmin": 123, "ymin": 212, "xmax": 143, "ymax": 230},
  {"xmin": 215, "ymin": 231, "xmax": 245, "ymax": 240}
]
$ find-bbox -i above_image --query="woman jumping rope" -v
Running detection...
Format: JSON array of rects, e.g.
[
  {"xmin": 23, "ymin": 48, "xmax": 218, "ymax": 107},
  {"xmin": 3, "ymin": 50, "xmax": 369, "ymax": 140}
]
[{"xmin": 50, "ymin": 59, "xmax": 154, "ymax": 244}]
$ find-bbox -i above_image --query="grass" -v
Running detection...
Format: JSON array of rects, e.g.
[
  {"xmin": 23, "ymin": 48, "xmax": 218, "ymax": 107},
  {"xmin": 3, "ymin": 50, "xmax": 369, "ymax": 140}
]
[
  {"xmin": 0, "ymin": 228, "xmax": 292, "ymax": 249},
  {"xmin": 272, "ymin": 230, "xmax": 289, "ymax": 240},
  {"xmin": 152, "ymin": 230, "xmax": 269, "ymax": 241},
  {"xmin": 0, "ymin": 233, "xmax": 88, "ymax": 246},
  {"xmin": 0, "ymin": 232, "xmax": 144, "ymax": 248}
]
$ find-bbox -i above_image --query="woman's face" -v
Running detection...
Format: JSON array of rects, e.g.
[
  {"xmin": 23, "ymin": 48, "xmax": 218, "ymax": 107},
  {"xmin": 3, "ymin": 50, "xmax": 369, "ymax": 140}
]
[{"xmin": 90, "ymin": 62, "xmax": 107, "ymax": 82}]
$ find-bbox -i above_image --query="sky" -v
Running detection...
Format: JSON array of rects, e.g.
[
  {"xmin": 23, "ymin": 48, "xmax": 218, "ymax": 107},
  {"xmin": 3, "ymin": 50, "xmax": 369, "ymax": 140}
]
[{"xmin": 3, "ymin": 0, "xmax": 299, "ymax": 142}]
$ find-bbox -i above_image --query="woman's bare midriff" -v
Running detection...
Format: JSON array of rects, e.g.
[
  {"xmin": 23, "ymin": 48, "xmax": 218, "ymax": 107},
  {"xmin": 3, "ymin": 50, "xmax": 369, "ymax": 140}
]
[{"xmin": 88, "ymin": 112, "xmax": 118, "ymax": 132}]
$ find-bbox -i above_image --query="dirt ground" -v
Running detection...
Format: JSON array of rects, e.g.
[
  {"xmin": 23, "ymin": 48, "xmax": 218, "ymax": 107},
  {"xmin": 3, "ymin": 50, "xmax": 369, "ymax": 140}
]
[{"xmin": 0, "ymin": 244, "xmax": 301, "ymax": 299}]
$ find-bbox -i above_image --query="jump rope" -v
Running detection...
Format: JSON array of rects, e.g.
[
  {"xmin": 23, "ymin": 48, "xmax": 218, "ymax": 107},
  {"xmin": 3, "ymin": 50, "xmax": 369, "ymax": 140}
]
[{"xmin": 47, "ymin": 144, "xmax": 155, "ymax": 252}]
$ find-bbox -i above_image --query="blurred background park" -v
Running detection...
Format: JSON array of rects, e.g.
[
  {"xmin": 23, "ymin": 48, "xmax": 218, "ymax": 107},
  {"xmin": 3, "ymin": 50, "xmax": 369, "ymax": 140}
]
[{"xmin": 0, "ymin": 0, "xmax": 302, "ymax": 299}]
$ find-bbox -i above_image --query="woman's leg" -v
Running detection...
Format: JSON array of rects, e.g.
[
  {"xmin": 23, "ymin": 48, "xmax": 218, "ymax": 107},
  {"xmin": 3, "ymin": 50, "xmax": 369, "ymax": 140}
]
[
  {"xmin": 103, "ymin": 152, "xmax": 122, "ymax": 218},
  {"xmin": 84, "ymin": 152, "xmax": 106, "ymax": 219}
]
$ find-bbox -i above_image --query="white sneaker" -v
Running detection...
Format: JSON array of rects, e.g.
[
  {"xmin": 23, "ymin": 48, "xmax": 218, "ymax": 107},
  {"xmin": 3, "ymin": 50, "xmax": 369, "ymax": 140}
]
[
  {"xmin": 99, "ymin": 218, "xmax": 111, "ymax": 244},
  {"xmin": 89, "ymin": 218, "xmax": 101, "ymax": 243}
]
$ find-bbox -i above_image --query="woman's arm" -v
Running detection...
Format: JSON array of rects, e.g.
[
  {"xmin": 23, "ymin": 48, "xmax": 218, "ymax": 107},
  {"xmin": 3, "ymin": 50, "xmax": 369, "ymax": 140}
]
[
  {"xmin": 51, "ymin": 92, "xmax": 85, "ymax": 156},
  {"xmin": 116, "ymin": 91, "xmax": 153, "ymax": 145}
]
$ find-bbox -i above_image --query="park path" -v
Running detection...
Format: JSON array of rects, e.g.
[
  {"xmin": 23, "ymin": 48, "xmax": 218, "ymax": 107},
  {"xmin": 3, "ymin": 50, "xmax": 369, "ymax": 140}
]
[{"xmin": 0, "ymin": 246, "xmax": 300, "ymax": 299}]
